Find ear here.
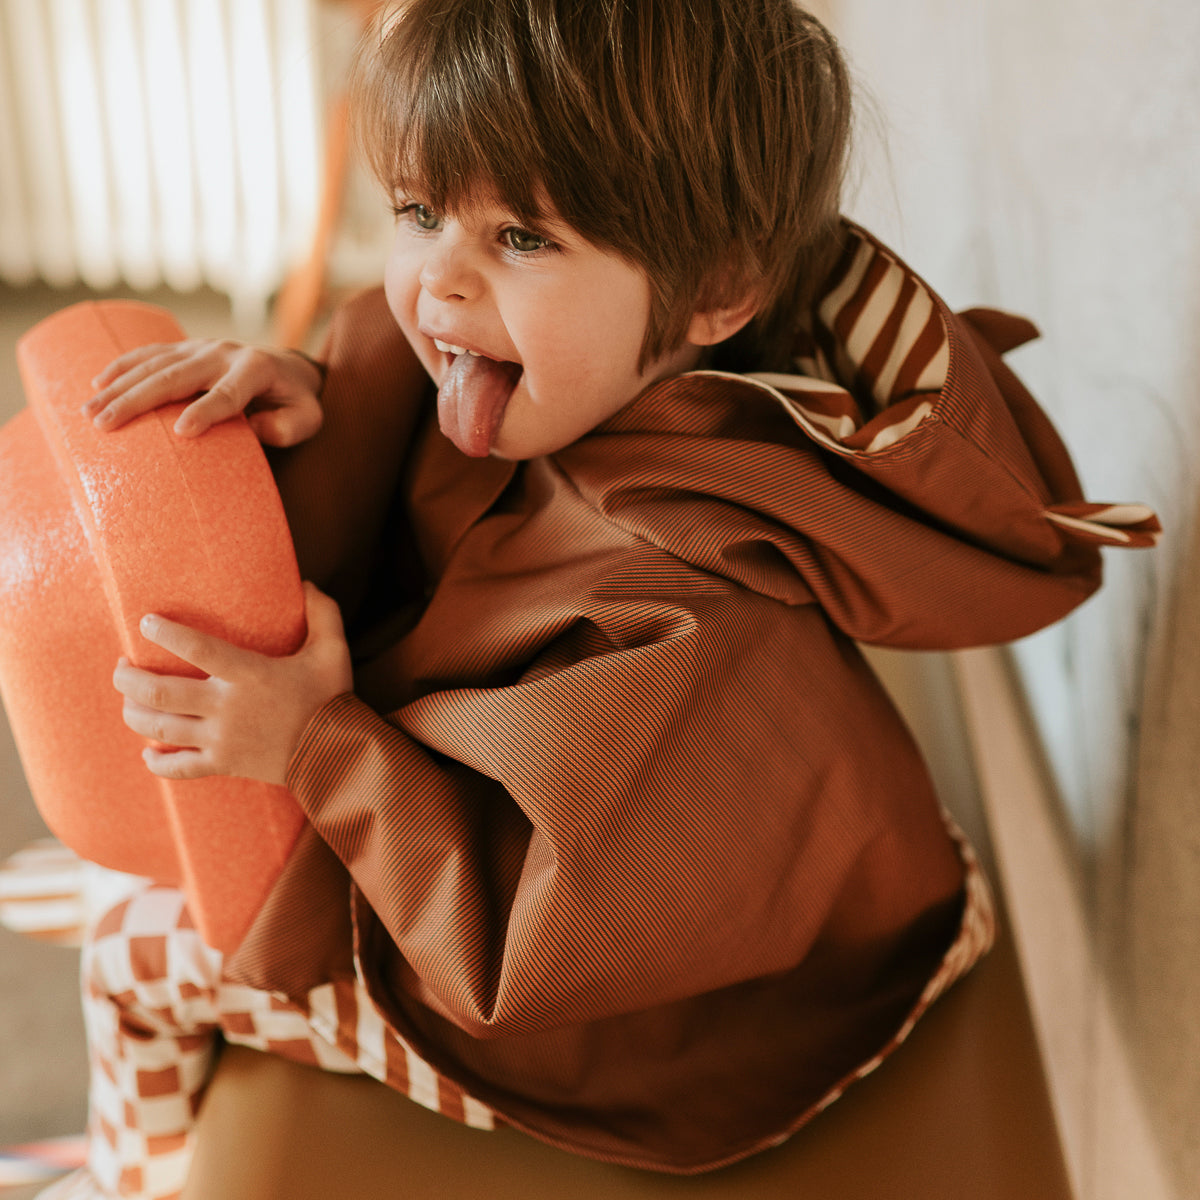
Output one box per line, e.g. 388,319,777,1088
685,290,762,347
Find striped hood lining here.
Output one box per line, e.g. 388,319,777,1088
690,223,1159,549
753,223,950,455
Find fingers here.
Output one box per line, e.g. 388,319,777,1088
301,581,347,645
299,583,355,697
89,342,180,391
121,699,203,750
85,341,227,432
136,613,242,678
173,359,262,436
113,656,211,716
85,339,325,444
115,655,222,780
139,746,213,781
117,593,349,785
85,339,265,435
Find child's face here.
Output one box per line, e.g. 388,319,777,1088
384,189,704,459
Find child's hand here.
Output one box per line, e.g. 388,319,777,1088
85,339,324,447
113,583,352,786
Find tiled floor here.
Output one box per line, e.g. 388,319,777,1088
0,282,250,1155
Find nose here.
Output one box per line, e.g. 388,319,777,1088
418,236,482,303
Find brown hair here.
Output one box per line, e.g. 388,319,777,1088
352,0,852,369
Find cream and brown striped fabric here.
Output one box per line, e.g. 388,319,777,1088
0,839,87,946
0,838,147,947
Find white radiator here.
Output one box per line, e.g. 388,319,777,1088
0,0,325,322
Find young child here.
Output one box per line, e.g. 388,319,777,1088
41,0,1156,1195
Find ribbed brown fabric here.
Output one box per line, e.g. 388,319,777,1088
225,222,1156,1173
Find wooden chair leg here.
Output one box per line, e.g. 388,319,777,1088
271,92,351,351
271,0,386,349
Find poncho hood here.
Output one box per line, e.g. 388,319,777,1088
553,220,1158,647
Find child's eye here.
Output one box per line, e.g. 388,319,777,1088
413,204,442,230
394,202,442,231
504,227,553,254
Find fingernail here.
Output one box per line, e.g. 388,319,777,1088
93,409,113,427
141,614,157,633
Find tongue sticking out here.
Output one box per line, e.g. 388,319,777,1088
437,353,523,457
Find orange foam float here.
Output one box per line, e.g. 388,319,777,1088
0,301,308,953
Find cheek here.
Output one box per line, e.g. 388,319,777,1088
383,253,440,381
612,300,655,372
383,228,428,317
571,278,654,382
382,253,410,327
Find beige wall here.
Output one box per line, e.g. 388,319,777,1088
1130,516,1200,1200
825,1,1200,1197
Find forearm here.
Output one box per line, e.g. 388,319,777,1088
284,692,532,1032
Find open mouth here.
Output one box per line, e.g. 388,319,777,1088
433,337,479,358
433,339,524,457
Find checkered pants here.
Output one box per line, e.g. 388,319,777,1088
50,881,494,1200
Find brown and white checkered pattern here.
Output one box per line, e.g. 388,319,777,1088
68,882,493,1200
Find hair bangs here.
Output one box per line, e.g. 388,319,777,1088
353,1,550,229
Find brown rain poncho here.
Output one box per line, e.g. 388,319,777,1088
227,222,1157,1172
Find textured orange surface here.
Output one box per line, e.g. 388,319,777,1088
0,301,308,952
